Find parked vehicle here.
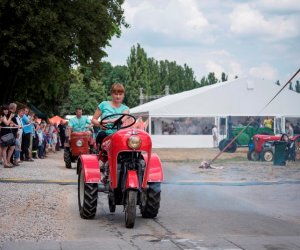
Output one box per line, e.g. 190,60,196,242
77,114,163,228
248,134,299,162
219,117,274,153
64,131,96,168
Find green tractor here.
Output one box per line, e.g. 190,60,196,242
219,117,274,153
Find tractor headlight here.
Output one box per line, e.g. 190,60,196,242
127,135,141,149
76,139,83,147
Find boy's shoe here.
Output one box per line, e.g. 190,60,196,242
13,160,20,166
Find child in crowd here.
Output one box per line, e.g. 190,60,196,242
37,124,44,159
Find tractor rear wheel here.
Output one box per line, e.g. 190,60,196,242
78,168,98,219
140,182,161,218
247,149,260,161
218,139,226,151
222,139,237,153
64,148,72,169
262,149,273,162
125,190,137,228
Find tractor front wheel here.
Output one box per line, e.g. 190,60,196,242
125,190,137,228
78,168,98,219
140,182,161,218
64,148,72,169
262,149,273,162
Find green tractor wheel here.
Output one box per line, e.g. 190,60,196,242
218,139,227,151
219,139,237,153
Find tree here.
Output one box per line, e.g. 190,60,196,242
99,61,127,96
125,44,200,106
207,72,218,85
221,72,228,82
275,80,280,86
295,80,300,93
0,0,127,113
60,69,107,116
289,82,294,91
125,44,149,107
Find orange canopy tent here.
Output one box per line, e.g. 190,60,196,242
49,115,66,125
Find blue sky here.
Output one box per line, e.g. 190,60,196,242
105,0,300,83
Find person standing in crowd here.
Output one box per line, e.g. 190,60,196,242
51,125,58,153
36,123,45,159
58,120,66,149
263,117,273,129
212,124,218,148
21,107,34,161
12,108,24,165
0,110,3,165
28,112,36,159
286,122,294,137
0,104,17,168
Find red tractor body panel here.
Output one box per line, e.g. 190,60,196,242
102,129,153,189
125,170,139,189
79,154,101,183
141,153,163,188
70,132,90,156
253,134,281,153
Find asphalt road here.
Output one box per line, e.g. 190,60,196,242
1,152,300,250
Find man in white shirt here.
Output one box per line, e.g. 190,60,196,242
212,125,218,148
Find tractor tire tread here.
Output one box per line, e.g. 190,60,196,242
64,149,72,169
79,181,98,219
141,183,161,218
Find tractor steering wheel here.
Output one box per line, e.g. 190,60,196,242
100,113,136,130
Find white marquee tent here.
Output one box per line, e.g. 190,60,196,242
130,77,300,148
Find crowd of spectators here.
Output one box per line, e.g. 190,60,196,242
0,103,64,168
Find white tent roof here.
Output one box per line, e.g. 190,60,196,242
130,77,300,117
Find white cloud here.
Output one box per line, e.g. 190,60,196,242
123,0,212,44
229,4,299,40
249,64,278,80
106,0,299,84
205,61,225,79
254,0,300,12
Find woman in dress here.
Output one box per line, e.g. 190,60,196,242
0,105,17,168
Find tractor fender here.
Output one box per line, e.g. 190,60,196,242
77,154,101,183
125,170,139,189
142,153,163,188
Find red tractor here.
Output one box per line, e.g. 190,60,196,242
247,134,299,162
77,114,163,228
64,130,97,168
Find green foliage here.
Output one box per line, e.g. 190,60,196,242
60,69,107,116
125,44,199,107
289,82,293,90
221,72,228,82
199,72,220,86
0,0,127,113
295,80,300,93
99,61,127,94
275,80,280,86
